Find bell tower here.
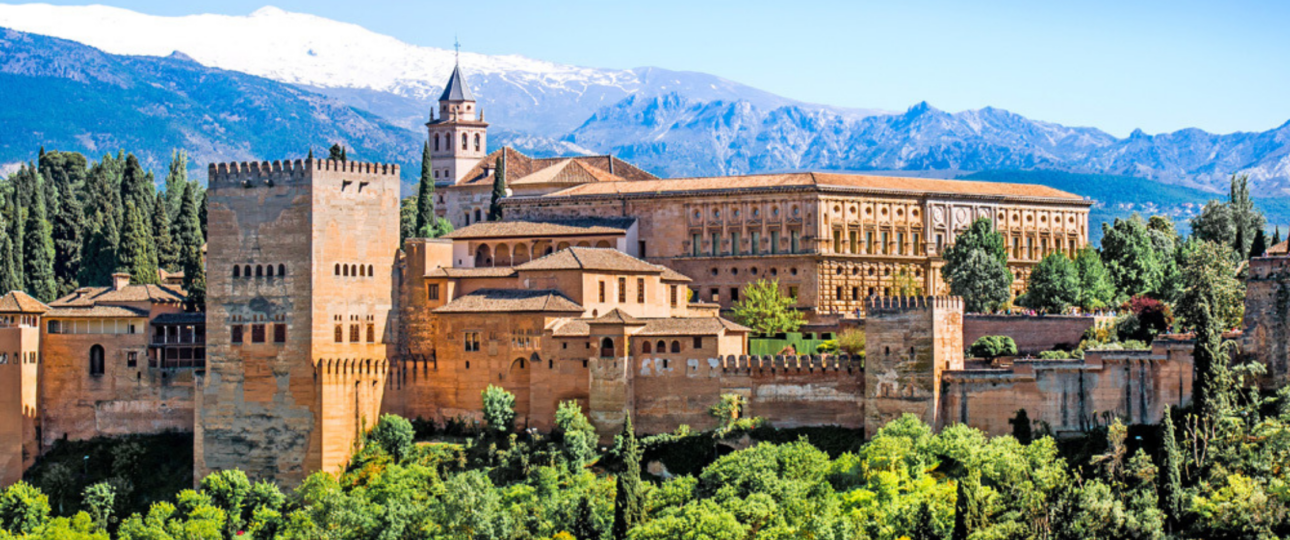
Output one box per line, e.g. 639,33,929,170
426,45,488,184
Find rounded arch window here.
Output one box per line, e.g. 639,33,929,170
1026,215,1033,223
731,268,739,276
233,266,241,278
657,340,667,353
255,265,263,278
89,345,105,376
711,268,719,276
750,267,759,275
1040,215,1048,223
642,341,652,354
770,268,778,276
461,133,468,150
334,264,340,276
912,209,920,218
694,210,701,220
278,264,286,276
244,265,251,277
368,265,374,276
790,268,798,276
474,133,481,151
433,134,440,152
266,265,274,278
753,208,760,218
670,341,681,353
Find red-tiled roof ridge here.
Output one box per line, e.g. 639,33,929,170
0,291,50,314
589,308,642,325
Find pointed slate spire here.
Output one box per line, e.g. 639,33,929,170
439,64,475,102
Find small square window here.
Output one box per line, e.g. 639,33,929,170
127,352,138,368
251,324,266,343
231,325,244,344
274,324,287,343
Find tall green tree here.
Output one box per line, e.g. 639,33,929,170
328,144,347,161
1191,200,1235,248
21,171,57,302
1019,252,1078,313
612,414,644,540
489,155,506,221
482,385,516,433
1158,408,1183,528
78,208,119,288
1273,226,1282,247
399,196,417,244
1174,240,1244,332
1073,247,1115,311
162,150,188,222
1100,215,1162,300
199,189,208,241
941,218,1013,313
118,200,158,285
1228,174,1265,257
730,279,805,335
47,161,85,296
152,192,179,272
176,182,206,310
0,212,19,294
951,472,986,540
415,141,439,237
1249,227,1268,258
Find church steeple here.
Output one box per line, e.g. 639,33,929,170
426,46,487,185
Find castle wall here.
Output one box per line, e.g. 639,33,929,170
940,340,1194,436
1244,256,1290,386
40,325,194,447
0,326,39,487
200,159,397,487
963,315,1098,354
863,296,964,438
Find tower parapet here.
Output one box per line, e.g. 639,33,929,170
864,295,965,438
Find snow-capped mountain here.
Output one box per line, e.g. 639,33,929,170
0,3,883,136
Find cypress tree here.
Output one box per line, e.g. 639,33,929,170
611,415,643,540
951,472,986,540
120,154,153,231
340,146,347,161
415,141,437,237
488,155,506,222
41,151,88,296
79,210,119,287
329,144,344,161
1250,228,1268,258
153,192,179,272
119,200,158,285
22,174,57,302
199,189,208,241
306,148,313,160
1273,226,1282,247
1159,408,1183,528
1009,409,1033,444
163,150,188,222
176,182,206,310
0,212,19,294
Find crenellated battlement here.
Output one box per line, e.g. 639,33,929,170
207,159,401,185
630,354,862,377
867,295,964,313
314,358,390,379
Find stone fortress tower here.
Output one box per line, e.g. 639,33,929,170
196,159,399,487
426,62,488,184
863,296,965,438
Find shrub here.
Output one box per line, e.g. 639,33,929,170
482,385,516,433
969,335,1018,358
836,329,866,357
369,414,416,462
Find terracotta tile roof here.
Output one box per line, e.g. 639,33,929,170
589,308,642,325
45,305,150,318
455,147,656,187
538,172,1087,202
550,316,750,337
442,217,635,240
0,291,49,313
433,289,584,314
425,267,518,278
636,317,751,336
515,247,666,274
511,159,630,186
51,284,187,307
1268,240,1289,255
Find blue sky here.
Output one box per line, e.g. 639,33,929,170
31,0,1290,137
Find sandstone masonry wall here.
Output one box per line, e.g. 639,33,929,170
963,315,1098,354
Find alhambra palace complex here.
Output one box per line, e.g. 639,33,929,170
3,65,1290,488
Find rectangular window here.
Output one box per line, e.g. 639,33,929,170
770,231,780,254
852,287,860,300
913,233,922,255
832,230,842,253
897,232,906,255
750,232,760,255
936,234,944,252
670,285,678,307
710,288,719,302
882,232,890,255
252,324,266,343
637,278,645,303
47,320,60,334
599,281,606,303
866,231,874,254
618,277,627,303
1013,237,1020,258
464,332,480,352
127,352,138,368
729,287,740,302
732,231,741,256
232,325,244,344
367,324,375,343
334,324,343,343
692,234,701,256
711,233,720,256
350,324,360,343
427,284,440,301
693,337,703,349
849,231,858,254
788,286,799,300
274,323,287,343
639,240,647,257
790,231,800,253
1027,238,1034,259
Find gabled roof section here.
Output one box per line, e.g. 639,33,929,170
425,267,518,279
514,247,665,274
442,217,635,240
589,308,642,325
438,64,475,102
50,284,186,307
0,291,49,314
45,305,151,319
1268,240,1289,256
454,147,657,187
511,159,629,186
539,172,1088,202
433,289,584,314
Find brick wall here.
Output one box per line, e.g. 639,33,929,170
963,315,1097,355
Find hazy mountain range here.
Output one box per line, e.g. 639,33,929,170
1,3,1289,230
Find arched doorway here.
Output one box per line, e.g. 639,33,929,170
513,244,530,264
495,244,511,266
600,337,615,358
474,244,492,267
505,356,532,428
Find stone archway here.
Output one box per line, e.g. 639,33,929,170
474,244,492,267
513,243,530,264
495,244,511,266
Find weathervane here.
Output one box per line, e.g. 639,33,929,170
454,35,460,65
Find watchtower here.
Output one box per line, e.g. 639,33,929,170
197,158,399,487
426,63,488,183
863,296,964,438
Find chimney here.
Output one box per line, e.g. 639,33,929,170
111,272,131,291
